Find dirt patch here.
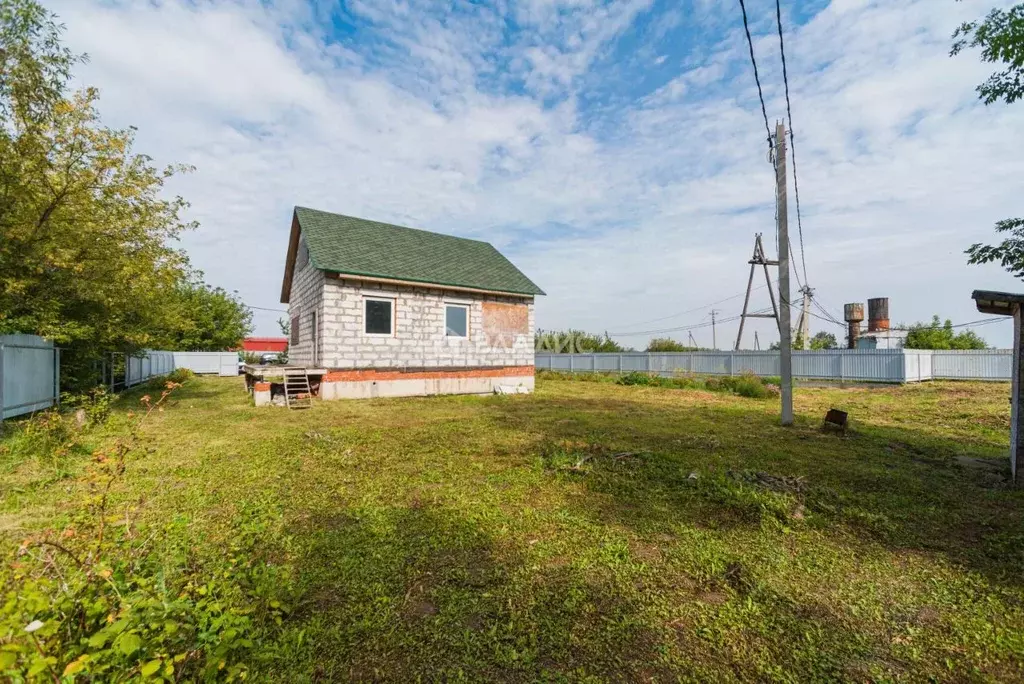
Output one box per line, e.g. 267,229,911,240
407,599,438,618
695,590,729,605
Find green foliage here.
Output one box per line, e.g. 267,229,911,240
241,351,264,365
966,217,1024,279
164,278,252,352
953,4,1024,277
0,1,242,389
645,337,703,352
905,316,988,350
276,317,290,365
535,329,627,353
809,331,838,350
615,371,775,398
0,376,294,681
951,4,1024,106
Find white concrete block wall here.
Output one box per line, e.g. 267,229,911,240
318,277,535,369
286,236,325,366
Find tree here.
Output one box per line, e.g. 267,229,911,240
535,329,629,353
905,316,988,350
953,4,1024,276
163,277,252,351
809,331,838,350
0,0,204,387
646,337,702,352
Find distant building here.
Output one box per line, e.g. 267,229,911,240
855,329,908,350
243,337,289,353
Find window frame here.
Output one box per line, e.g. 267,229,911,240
363,296,395,337
444,302,470,339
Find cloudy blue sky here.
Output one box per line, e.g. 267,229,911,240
50,0,1024,347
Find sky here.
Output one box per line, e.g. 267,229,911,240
48,0,1024,348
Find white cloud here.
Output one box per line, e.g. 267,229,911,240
47,0,1024,348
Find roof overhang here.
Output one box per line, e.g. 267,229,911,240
325,272,536,299
971,289,1024,316
280,211,301,304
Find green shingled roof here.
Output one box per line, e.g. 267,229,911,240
294,207,545,296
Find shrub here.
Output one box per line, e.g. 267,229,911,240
617,371,661,387
722,373,771,399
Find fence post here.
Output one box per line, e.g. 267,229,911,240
569,355,574,373
0,344,5,421
53,348,60,407
124,357,130,390
839,352,845,382
729,352,734,376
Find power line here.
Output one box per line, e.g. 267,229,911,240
609,307,774,337
613,283,771,329
774,0,809,288
738,0,773,156
246,305,289,313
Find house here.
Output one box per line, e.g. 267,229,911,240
279,207,544,399
242,337,289,353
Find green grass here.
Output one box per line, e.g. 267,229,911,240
3,375,1024,681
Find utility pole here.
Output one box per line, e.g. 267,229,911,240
776,121,794,426
734,233,782,350
796,286,813,349
688,331,698,349
754,330,760,350
709,309,721,350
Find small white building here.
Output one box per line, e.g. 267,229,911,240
855,329,909,350
280,207,544,399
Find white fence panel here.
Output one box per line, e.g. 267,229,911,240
534,349,1011,383
1,335,58,419
172,352,238,377
929,350,1011,380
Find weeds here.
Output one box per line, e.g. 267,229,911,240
614,370,777,398
0,375,293,681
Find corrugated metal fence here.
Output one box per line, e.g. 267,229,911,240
2,347,238,421
535,349,1013,383
1,335,59,420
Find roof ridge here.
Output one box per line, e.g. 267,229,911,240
294,206,496,248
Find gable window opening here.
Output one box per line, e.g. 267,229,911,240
365,297,394,335
445,304,469,338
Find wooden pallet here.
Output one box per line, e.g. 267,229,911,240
284,370,313,410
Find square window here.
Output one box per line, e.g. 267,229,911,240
445,304,468,338
365,298,393,335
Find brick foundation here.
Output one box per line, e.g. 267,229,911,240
322,365,534,383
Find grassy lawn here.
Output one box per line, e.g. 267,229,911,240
3,374,1024,681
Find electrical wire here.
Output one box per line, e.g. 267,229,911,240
609,307,775,338
738,0,774,156
246,305,289,313
612,283,772,329
774,0,809,289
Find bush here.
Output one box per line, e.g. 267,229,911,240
718,373,771,399
617,371,661,386
143,368,194,391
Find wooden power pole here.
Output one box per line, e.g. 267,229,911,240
710,309,720,350
776,121,794,426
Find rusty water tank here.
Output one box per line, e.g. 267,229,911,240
844,303,864,349
868,297,890,332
